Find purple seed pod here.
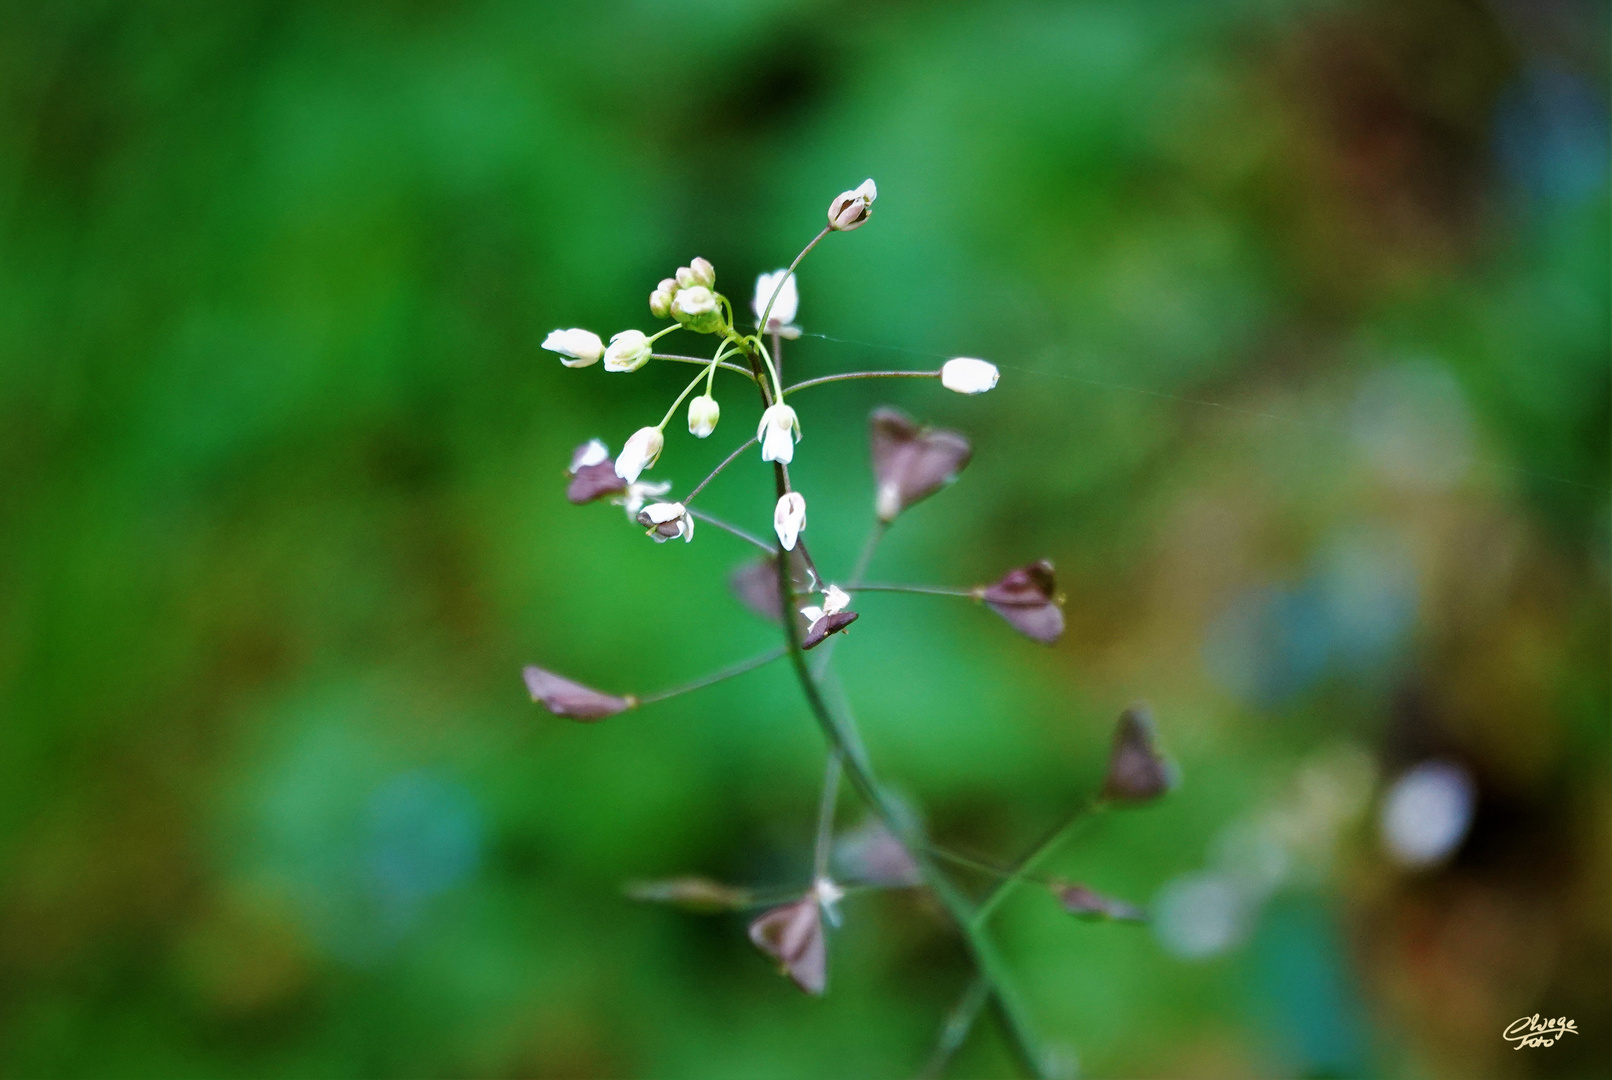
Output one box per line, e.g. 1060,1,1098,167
802,610,858,650
981,560,1065,644
870,408,973,522
729,551,818,623
1101,703,1174,803
567,462,628,505
1054,882,1147,922
748,895,826,996
625,877,751,912
834,820,922,888
522,665,633,721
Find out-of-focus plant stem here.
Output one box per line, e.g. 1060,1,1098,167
738,337,1046,1078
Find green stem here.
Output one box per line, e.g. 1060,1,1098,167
971,799,1108,930
759,500,1043,1075
757,225,830,335
852,583,981,599
651,353,756,381
685,508,774,553
633,646,788,707
682,437,758,507
783,369,941,396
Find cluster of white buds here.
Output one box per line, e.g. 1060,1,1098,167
650,257,716,318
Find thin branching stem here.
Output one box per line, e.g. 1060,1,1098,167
853,582,981,599
633,646,788,707
683,436,758,506
971,799,1109,930
652,352,756,380
812,749,842,883
686,508,775,553
921,975,990,1080
783,369,940,396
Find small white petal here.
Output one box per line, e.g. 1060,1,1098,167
543,328,605,367
821,585,850,616
569,438,609,472
941,357,999,394
799,605,825,624
773,492,807,551
752,270,799,328
758,403,801,464
615,427,664,483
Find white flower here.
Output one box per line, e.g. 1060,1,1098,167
638,501,695,543
687,394,720,438
752,269,800,338
671,285,715,317
671,284,722,333
827,178,877,231
604,330,653,373
940,357,999,394
543,328,605,368
612,478,671,517
773,491,807,551
615,426,664,483
757,402,801,464
799,584,850,625
568,438,609,472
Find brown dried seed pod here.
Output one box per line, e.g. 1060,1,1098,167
834,820,922,887
802,610,858,650
1101,703,1174,803
748,896,826,995
1054,882,1147,922
522,666,633,721
981,559,1065,644
869,408,972,522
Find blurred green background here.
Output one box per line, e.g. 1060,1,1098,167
1,0,1607,1076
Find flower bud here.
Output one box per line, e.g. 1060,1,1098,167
757,402,801,464
603,329,653,373
542,328,605,368
748,895,826,995
636,501,694,543
980,559,1064,643
1102,703,1175,804
869,408,972,522
940,357,999,394
687,256,715,288
773,491,806,551
827,178,877,231
614,426,664,483
649,287,672,319
671,285,722,333
523,665,633,720
687,394,720,438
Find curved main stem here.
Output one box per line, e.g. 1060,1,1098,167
740,340,1042,1077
